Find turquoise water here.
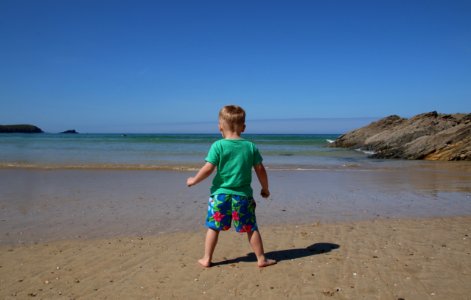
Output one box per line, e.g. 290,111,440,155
0,133,374,170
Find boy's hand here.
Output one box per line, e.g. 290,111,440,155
261,189,270,198
187,177,195,187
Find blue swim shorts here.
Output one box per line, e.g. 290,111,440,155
205,194,258,232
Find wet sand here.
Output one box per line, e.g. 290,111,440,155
0,166,470,298
0,167,470,245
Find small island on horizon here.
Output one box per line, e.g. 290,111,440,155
60,129,79,134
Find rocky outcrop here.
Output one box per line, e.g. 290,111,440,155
61,129,78,134
0,124,43,133
331,111,471,161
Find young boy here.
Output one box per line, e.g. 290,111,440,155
187,105,276,268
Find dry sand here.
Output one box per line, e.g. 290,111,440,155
1,216,470,299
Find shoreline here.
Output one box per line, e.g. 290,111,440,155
1,167,470,245
1,216,470,299
2,157,471,171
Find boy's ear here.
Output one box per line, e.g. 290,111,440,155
241,124,246,132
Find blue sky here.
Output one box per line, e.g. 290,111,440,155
1,0,470,133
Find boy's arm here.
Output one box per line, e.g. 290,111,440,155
254,163,270,198
187,162,216,187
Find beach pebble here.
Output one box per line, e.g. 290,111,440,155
353,272,357,276
44,280,49,284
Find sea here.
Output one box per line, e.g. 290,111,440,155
0,133,376,170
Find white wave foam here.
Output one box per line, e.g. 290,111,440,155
355,148,376,155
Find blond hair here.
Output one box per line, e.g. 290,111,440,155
219,105,246,132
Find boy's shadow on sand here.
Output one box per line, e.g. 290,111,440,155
213,243,340,266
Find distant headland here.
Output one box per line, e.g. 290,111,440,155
0,124,43,133
0,125,80,134
331,111,471,161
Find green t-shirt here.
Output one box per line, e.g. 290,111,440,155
205,138,263,197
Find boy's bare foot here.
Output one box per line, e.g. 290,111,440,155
258,258,277,268
198,258,212,268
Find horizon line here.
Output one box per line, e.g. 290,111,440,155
33,131,345,135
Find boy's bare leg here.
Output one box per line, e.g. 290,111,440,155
198,228,219,267
247,230,277,267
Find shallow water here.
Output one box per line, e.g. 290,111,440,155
1,165,470,245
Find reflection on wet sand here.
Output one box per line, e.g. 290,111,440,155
0,163,470,245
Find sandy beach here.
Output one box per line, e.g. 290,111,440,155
1,217,470,299
1,166,470,299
